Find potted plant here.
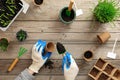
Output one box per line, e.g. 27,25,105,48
59,0,76,24
93,0,120,23
33,0,43,6
0,0,23,31
16,29,28,42
0,38,9,51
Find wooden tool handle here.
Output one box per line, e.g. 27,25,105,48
68,0,74,11
7,58,19,72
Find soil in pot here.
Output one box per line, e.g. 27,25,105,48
84,51,93,59
95,58,106,69
98,73,109,80
90,67,100,77
34,0,43,5
104,64,114,74
113,70,120,79
61,7,75,22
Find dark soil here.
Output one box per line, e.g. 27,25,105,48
56,42,66,54
44,59,54,69
0,0,22,27
61,7,75,22
113,70,120,79
34,0,43,5
95,58,106,69
98,73,109,80
90,67,100,77
104,64,114,74
84,51,93,59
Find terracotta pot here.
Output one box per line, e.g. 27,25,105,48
83,50,93,62
97,32,111,44
45,42,55,52
33,0,43,6
59,7,76,24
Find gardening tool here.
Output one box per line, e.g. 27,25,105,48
74,0,83,16
56,42,66,57
107,38,118,59
66,0,74,16
7,47,27,72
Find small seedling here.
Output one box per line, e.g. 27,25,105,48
7,47,27,72
66,0,74,16
16,29,28,42
0,38,9,51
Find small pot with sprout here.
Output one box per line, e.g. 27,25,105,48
16,29,28,42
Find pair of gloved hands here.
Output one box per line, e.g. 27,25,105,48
29,40,79,80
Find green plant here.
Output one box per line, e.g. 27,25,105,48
93,0,120,23
0,38,9,51
16,29,27,42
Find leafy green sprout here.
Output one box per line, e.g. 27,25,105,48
0,38,9,51
16,29,27,41
6,0,15,5
93,0,120,23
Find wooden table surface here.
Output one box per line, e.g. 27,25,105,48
0,0,120,80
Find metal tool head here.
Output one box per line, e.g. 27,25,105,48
76,9,83,16
107,52,116,59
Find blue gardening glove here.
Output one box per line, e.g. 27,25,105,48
62,52,79,80
29,40,52,73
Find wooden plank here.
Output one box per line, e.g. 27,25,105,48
16,0,97,20
0,42,120,59
0,75,89,80
0,60,120,75
50,75,90,80
3,21,120,33
0,32,119,42
0,75,50,80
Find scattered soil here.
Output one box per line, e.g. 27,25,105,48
90,67,100,77
56,42,66,54
44,59,54,69
84,51,93,59
34,0,43,5
104,64,114,74
61,7,75,22
113,70,120,79
95,59,106,69
98,73,109,80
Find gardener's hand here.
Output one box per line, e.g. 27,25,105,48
62,52,79,80
29,40,52,73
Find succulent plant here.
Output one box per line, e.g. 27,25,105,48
93,0,120,23
0,38,9,51
16,29,27,42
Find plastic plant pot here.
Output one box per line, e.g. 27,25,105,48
59,7,76,24
33,0,43,6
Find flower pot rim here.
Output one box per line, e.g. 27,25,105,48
59,7,76,24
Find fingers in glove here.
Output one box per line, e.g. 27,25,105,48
42,52,52,60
